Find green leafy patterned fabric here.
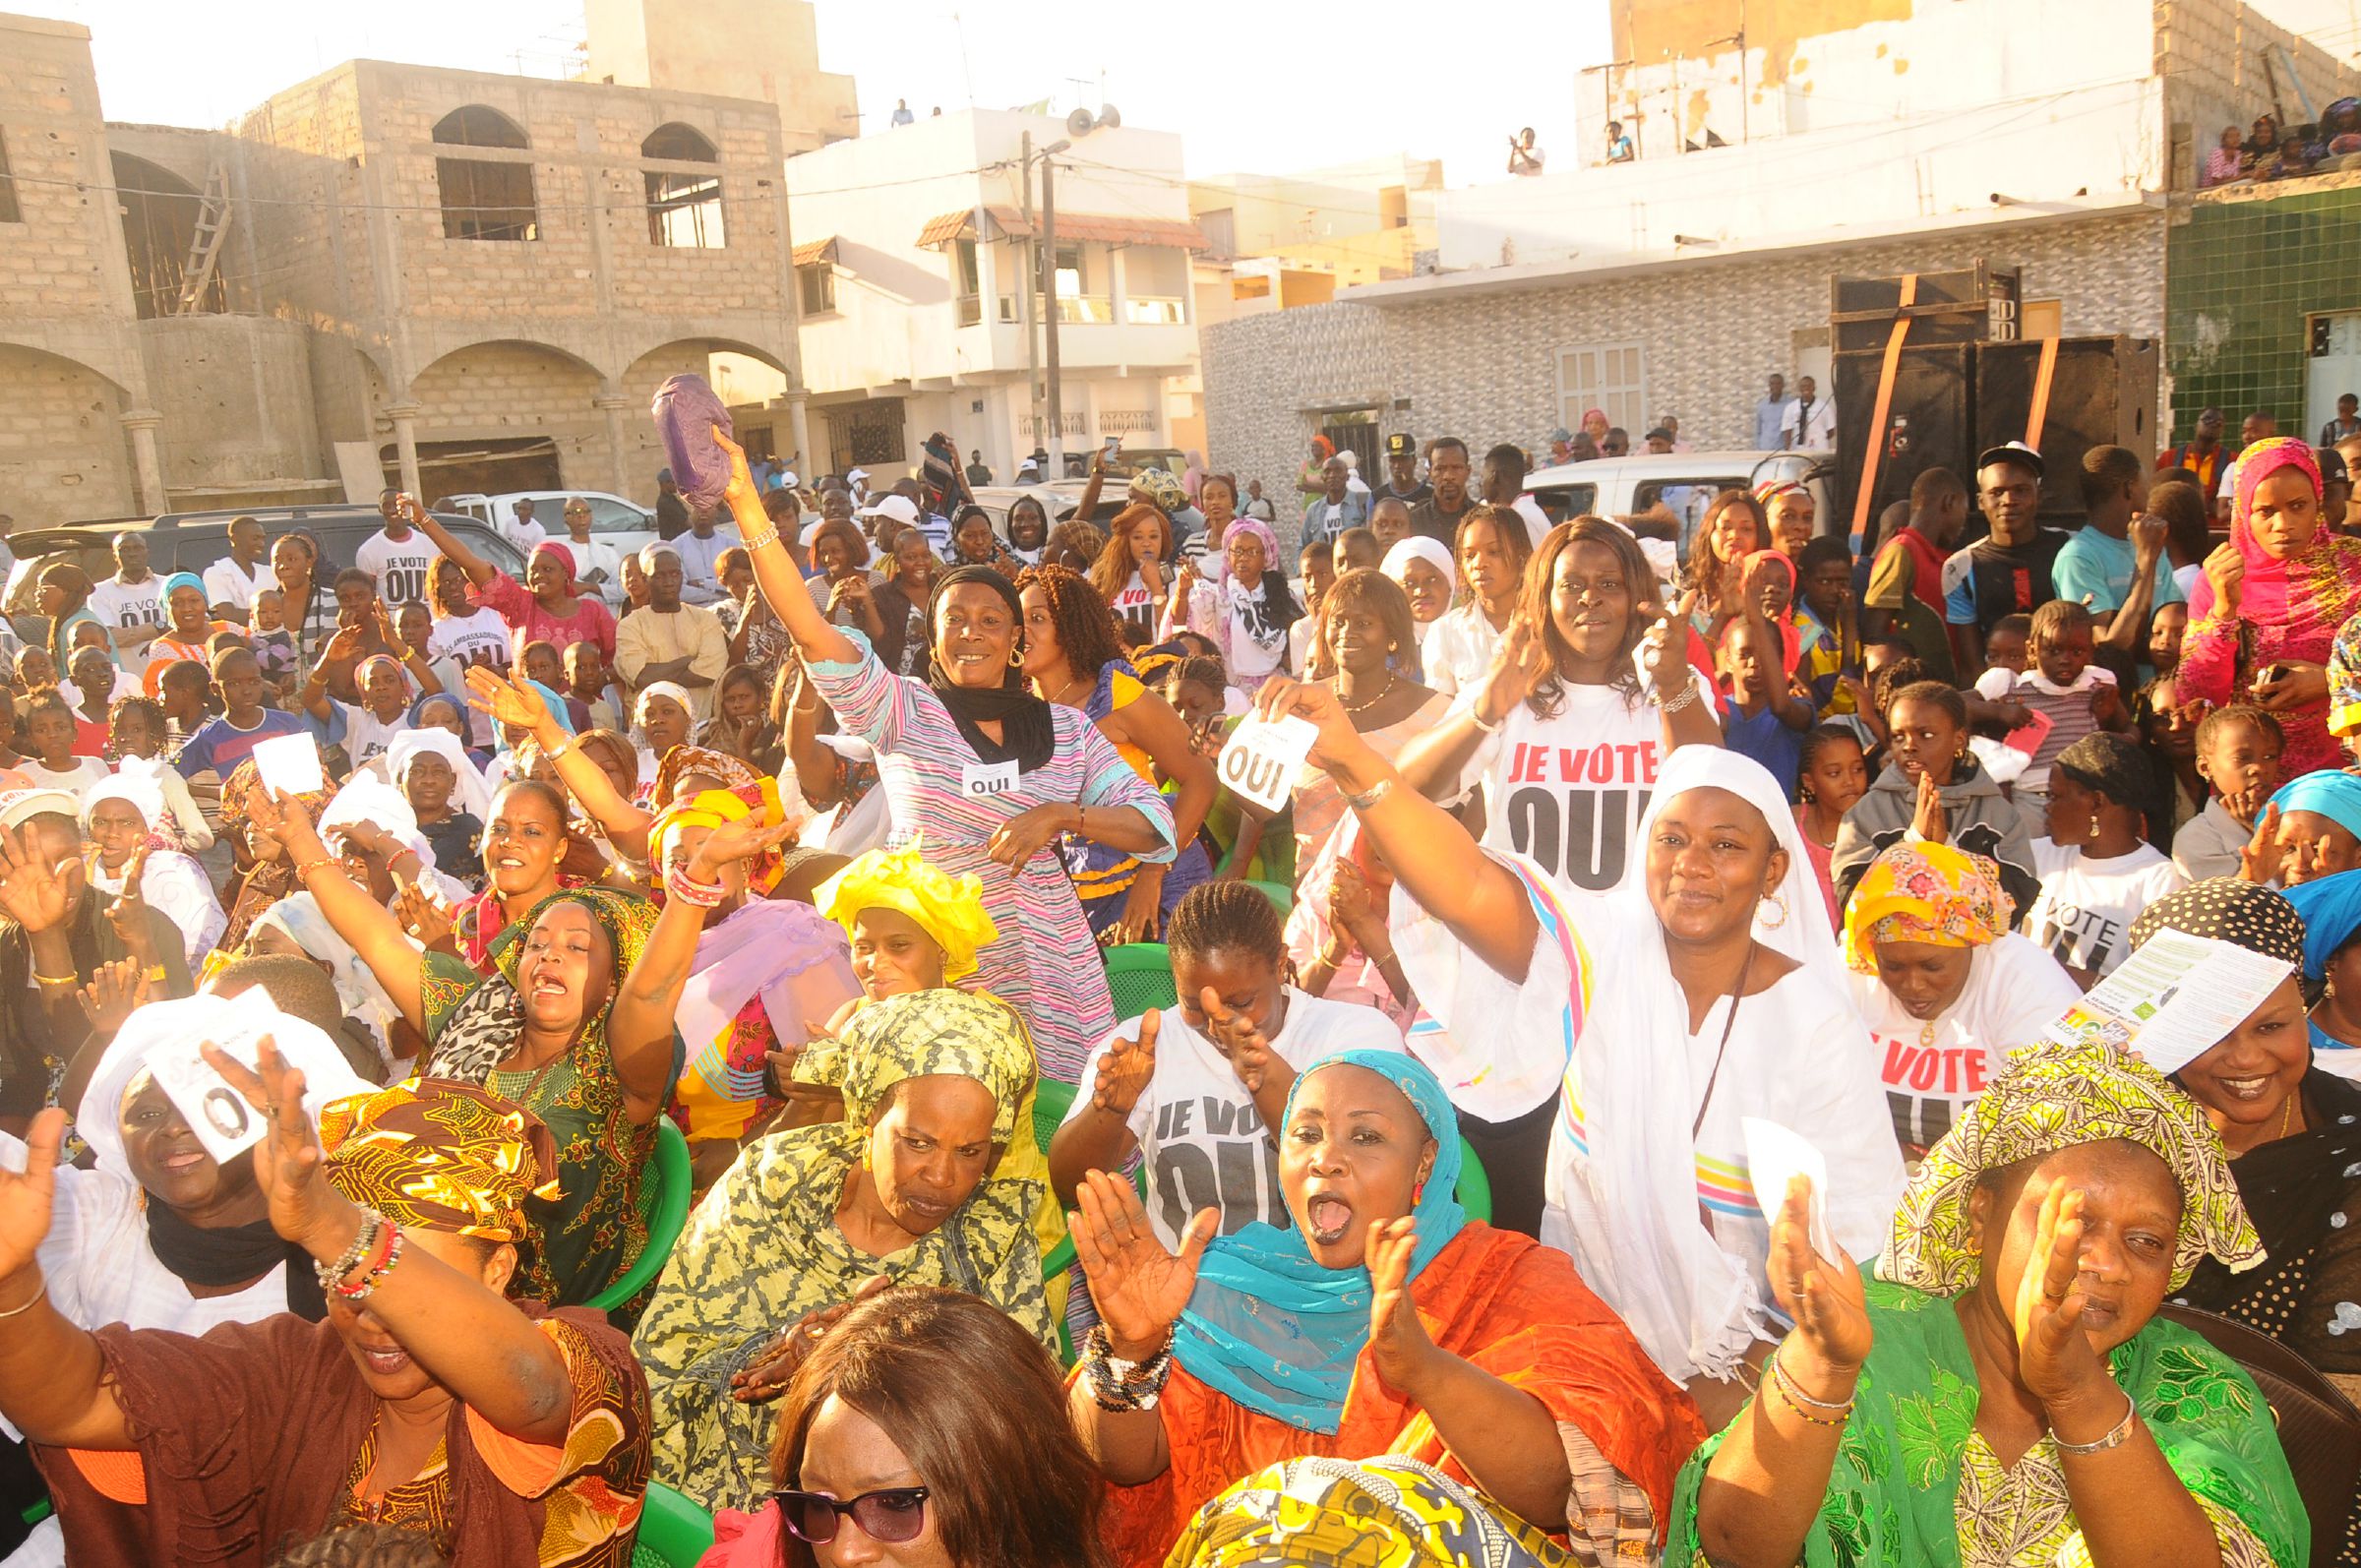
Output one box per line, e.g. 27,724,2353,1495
1664,1281,2307,1568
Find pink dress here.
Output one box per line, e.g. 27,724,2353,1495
1795,805,1841,927
478,573,619,665
1290,692,1450,871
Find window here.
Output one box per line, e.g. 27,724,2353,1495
1555,341,1647,438
1122,246,1187,326
954,238,982,327
1054,243,1113,324
0,130,19,224
433,105,535,241
641,122,724,249
798,262,836,315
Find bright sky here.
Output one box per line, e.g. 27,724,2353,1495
52,0,1614,184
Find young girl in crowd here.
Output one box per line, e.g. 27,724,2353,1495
1166,516,1302,707
1423,505,1531,698
1793,723,1869,925
2020,732,2188,985
17,693,108,792
1830,680,2041,919
2172,704,2285,879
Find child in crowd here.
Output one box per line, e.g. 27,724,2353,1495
65,644,121,756
12,646,55,694
1981,613,2030,678
1290,537,1335,677
1331,526,1381,575
17,691,110,790
1717,602,1813,798
171,645,341,787
155,658,215,747
2148,600,2188,677
1791,536,1860,717
566,639,623,732
2171,704,2285,880
521,640,593,733
1831,679,2042,919
1974,599,2132,838
2021,732,2187,985
1794,723,1870,925
247,586,295,687
1049,879,1400,1245
105,693,212,849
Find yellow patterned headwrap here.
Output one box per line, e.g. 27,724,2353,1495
1840,841,2014,974
649,780,794,895
794,988,1037,1154
319,1077,563,1243
1878,1041,2264,1294
814,837,999,984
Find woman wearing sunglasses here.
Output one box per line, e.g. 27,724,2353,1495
699,1286,1111,1568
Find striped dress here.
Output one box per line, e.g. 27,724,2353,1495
808,633,1178,1082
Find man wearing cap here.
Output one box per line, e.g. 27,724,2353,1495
1940,443,2071,666
1300,454,1368,544
2055,445,2181,654
1752,374,1787,451
655,467,690,541
1643,427,1675,454
614,541,727,719
863,492,935,558
1408,437,1478,547
1375,433,1431,510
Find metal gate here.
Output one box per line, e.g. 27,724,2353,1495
824,398,908,476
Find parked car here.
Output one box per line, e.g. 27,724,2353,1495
1522,450,1837,567
966,483,1128,540
2,505,526,650
441,490,657,606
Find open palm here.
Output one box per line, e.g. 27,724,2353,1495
0,826,73,934
0,1110,66,1278
463,666,553,732
1069,1169,1213,1354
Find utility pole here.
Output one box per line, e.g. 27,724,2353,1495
1042,151,1064,478
1019,131,1042,469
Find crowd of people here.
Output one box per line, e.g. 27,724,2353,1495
0,406,2355,1568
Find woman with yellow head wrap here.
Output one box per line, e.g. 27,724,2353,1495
813,838,999,1023
1669,1040,2302,1568
631,987,1052,1514
1838,840,2082,1160
644,784,859,1168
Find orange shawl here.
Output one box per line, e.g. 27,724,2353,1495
1097,1222,1703,1566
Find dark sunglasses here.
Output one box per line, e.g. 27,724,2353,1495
774,1485,930,1545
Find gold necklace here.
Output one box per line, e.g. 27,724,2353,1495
1339,674,1399,714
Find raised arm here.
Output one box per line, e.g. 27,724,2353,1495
1109,688,1218,868
712,429,860,667
401,495,496,589
783,667,843,809
1064,1171,1214,1484
203,1044,575,1443
1253,677,1539,982
244,790,429,1033
2095,515,2166,656
467,668,653,860
0,1112,127,1448
607,813,797,1121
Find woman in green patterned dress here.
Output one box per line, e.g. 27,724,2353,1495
631,987,1054,1515
1672,1040,2306,1568
239,782,793,1308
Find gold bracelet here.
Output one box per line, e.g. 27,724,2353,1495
1317,939,1351,968
30,969,79,989
1363,946,1398,969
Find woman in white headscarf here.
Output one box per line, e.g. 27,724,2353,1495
1252,677,1905,1431
81,763,227,970
246,892,406,1075
386,727,493,892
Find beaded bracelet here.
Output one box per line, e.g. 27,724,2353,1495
333,1221,405,1304
1081,1325,1175,1413
666,863,728,908
1768,1354,1855,1427
315,1208,385,1295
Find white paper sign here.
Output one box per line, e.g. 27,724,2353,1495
141,990,282,1164
2039,928,2293,1074
960,758,1020,799
1216,714,1317,813
1742,1116,1837,1262
250,732,325,798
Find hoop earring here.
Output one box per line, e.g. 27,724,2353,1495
1007,645,1024,668
1759,890,1790,930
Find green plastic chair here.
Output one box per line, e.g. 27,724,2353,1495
587,1118,694,1314
1244,878,1296,919
1454,1134,1492,1223
1034,1074,1076,1156
1102,940,1180,1017
629,1480,715,1568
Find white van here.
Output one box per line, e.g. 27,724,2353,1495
441,490,658,604
1521,450,1836,567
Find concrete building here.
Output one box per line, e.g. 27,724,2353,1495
583,0,857,153
0,9,817,528
749,107,1207,483
1189,155,1444,326
1201,0,2357,530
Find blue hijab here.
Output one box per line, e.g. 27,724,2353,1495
1173,1047,1465,1434
2268,770,2361,842
2274,870,2361,1065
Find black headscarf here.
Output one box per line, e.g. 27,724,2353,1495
926,566,1057,771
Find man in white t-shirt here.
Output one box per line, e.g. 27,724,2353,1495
1049,988,1401,1252
87,532,169,654
555,497,622,599
201,514,276,626
353,490,443,609
1781,376,1836,452
424,566,513,747
504,497,547,553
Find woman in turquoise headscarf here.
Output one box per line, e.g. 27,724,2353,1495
1067,1048,1702,1568
1670,1040,2305,1568
2258,767,2361,885
2281,866,2361,1075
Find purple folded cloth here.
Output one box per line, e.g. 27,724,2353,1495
651,373,734,511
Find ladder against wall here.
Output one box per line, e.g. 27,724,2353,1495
173,160,229,317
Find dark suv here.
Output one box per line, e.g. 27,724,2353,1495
3,505,525,647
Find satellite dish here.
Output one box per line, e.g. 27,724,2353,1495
1098,103,1121,130
1066,107,1097,137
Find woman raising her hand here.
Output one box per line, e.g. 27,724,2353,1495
1675,1042,2304,1568
1068,1048,1699,1566
715,425,1176,1083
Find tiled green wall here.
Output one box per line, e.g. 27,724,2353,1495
2164,186,2361,444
